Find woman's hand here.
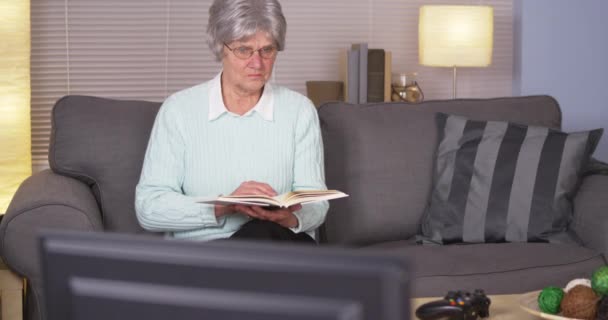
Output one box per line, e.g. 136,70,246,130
215,181,276,218
234,204,302,229
214,204,235,218
230,181,277,197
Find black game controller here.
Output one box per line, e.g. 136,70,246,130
415,289,491,320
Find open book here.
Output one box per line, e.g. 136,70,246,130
197,190,348,208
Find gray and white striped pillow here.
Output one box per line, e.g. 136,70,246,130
419,113,603,244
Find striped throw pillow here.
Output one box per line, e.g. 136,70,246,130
419,113,603,244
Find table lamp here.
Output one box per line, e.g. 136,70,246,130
419,5,493,99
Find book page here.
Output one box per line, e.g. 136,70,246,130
197,190,347,208
281,190,348,207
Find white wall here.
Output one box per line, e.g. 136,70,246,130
513,0,608,161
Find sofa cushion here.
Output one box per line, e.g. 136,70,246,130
319,96,562,245
419,113,603,244
50,95,161,232
364,241,606,297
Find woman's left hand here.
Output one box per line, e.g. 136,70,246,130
233,204,302,229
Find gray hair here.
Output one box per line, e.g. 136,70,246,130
207,0,287,62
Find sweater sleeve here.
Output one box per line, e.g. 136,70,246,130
135,97,223,232
289,98,329,233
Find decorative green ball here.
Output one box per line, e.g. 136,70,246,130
592,266,608,296
538,286,565,314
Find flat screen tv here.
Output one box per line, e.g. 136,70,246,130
40,230,410,320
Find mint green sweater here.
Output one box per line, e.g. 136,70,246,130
135,75,328,241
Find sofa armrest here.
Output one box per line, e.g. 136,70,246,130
572,172,608,260
0,169,103,282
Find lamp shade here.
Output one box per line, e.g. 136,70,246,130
419,5,493,67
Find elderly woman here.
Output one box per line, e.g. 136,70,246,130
135,0,327,243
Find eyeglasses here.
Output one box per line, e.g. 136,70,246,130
224,43,278,60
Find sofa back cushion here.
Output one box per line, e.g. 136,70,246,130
50,95,161,232
318,95,562,245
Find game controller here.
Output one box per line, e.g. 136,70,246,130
415,289,491,320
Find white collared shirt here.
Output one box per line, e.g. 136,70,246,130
208,72,274,121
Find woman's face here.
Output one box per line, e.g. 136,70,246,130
222,30,277,95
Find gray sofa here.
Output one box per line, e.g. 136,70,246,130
1,95,606,320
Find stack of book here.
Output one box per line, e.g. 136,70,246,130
339,43,392,104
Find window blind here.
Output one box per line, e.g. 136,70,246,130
31,0,513,171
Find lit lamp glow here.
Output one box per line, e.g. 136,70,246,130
0,1,32,213
419,5,494,98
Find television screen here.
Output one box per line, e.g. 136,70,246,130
40,231,410,320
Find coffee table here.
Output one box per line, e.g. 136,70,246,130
411,293,539,320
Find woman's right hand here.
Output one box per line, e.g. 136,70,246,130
214,181,277,218
229,181,277,197
214,204,234,218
